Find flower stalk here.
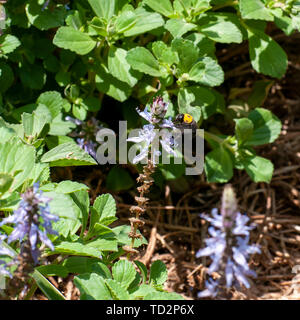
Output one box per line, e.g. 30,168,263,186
0,183,58,299
123,160,155,258
124,96,175,258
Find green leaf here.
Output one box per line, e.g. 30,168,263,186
123,7,164,37
178,86,216,121
171,38,198,73
235,118,254,145
70,189,90,238
53,27,96,55
20,63,46,90
159,161,186,180
0,34,20,55
149,260,167,285
144,0,174,17
0,137,36,192
115,10,137,34
32,270,66,300
0,173,14,196
26,1,67,30
130,283,157,299
126,47,162,77
108,46,141,87
247,26,288,78
55,70,71,87
41,142,97,166
204,147,233,182
128,272,142,293
95,63,132,102
66,10,83,30
239,0,273,21
246,108,281,146
37,91,64,119
21,112,47,139
0,121,16,143
106,166,134,191
113,225,147,248
60,49,77,65
0,62,14,93
91,193,117,228
55,181,89,194
45,191,81,236
165,18,197,38
89,17,108,37
44,55,60,73
62,257,111,278
45,135,74,150
186,33,215,56
89,222,114,237
10,104,37,122
192,0,211,12
52,240,103,258
88,0,115,20
86,234,118,252
33,163,50,184
242,154,273,183
188,57,224,87
112,260,137,290
0,192,20,211
72,103,87,121
198,13,244,43
81,97,102,112
173,0,211,14
74,273,112,300
272,8,294,36
105,278,130,300
134,260,147,283
36,265,68,278
48,114,76,136
152,41,179,65
248,80,274,108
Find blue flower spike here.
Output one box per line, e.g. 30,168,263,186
196,184,261,298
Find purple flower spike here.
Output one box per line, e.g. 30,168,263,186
128,96,177,164
196,185,260,298
0,183,59,264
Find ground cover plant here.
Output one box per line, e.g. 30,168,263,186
0,0,300,300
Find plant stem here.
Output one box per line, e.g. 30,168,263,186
124,159,155,259
204,131,236,154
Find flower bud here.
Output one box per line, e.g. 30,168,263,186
221,184,238,230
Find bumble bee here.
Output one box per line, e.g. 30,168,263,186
174,113,198,133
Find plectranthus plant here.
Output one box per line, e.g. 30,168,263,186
196,184,261,299
124,96,177,256
65,116,102,159
0,183,58,298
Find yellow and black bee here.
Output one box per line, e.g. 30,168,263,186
174,113,198,133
